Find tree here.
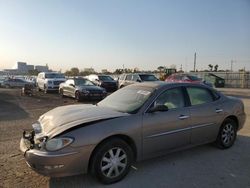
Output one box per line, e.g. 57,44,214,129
208,64,213,71
214,64,218,72
113,69,123,74
28,69,39,75
70,67,80,76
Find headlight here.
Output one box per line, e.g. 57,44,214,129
32,122,42,134
45,137,73,151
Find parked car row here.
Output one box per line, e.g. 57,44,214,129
1,72,213,104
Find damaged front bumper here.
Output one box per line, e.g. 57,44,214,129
20,130,93,177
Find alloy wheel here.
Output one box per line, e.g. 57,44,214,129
221,123,235,145
100,147,127,178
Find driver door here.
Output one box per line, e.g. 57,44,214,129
142,87,191,158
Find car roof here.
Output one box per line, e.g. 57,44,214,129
129,81,211,90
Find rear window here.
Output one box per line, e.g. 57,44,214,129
45,73,65,79
139,74,158,81
99,75,114,81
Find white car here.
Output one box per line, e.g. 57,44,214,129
37,72,66,93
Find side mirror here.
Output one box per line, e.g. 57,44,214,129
136,79,142,82
149,104,168,113
69,83,75,87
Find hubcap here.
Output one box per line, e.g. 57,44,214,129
221,123,235,145
100,147,127,178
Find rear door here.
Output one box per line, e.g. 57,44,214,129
185,86,224,144
143,87,191,158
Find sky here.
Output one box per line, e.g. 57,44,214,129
0,0,249,72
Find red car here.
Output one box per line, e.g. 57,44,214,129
165,73,202,83
165,74,213,87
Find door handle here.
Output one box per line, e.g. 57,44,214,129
179,115,190,120
215,109,223,113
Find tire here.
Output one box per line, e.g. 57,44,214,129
215,118,237,149
44,85,47,94
5,84,10,88
75,91,81,102
91,138,133,184
59,89,65,98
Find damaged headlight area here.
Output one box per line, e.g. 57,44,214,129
23,121,74,152
45,138,74,151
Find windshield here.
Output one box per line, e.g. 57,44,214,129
99,75,114,81
139,74,158,81
75,79,95,86
45,73,65,79
98,86,153,113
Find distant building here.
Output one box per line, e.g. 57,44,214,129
27,65,34,71
17,62,28,73
35,65,49,72
2,62,50,74
3,69,19,74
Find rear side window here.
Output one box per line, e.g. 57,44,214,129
132,74,140,81
125,74,132,80
119,74,126,80
187,87,213,106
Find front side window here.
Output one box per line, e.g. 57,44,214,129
187,87,213,106
155,87,184,109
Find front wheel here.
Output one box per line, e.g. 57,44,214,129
75,91,81,102
215,118,237,149
44,85,48,94
59,89,65,98
5,84,11,88
91,138,133,184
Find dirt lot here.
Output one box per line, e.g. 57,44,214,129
0,88,250,188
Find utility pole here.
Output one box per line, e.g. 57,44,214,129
193,52,196,72
230,60,233,72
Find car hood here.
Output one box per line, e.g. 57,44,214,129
37,104,128,138
45,78,66,81
102,80,117,83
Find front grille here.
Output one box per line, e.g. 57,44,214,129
53,81,64,85
89,90,103,94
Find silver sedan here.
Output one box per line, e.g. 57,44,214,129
20,82,246,184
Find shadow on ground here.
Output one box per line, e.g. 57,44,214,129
49,135,250,188
0,92,29,121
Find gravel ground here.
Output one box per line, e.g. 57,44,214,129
0,88,249,188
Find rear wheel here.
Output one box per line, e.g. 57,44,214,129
215,118,237,149
91,138,133,184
